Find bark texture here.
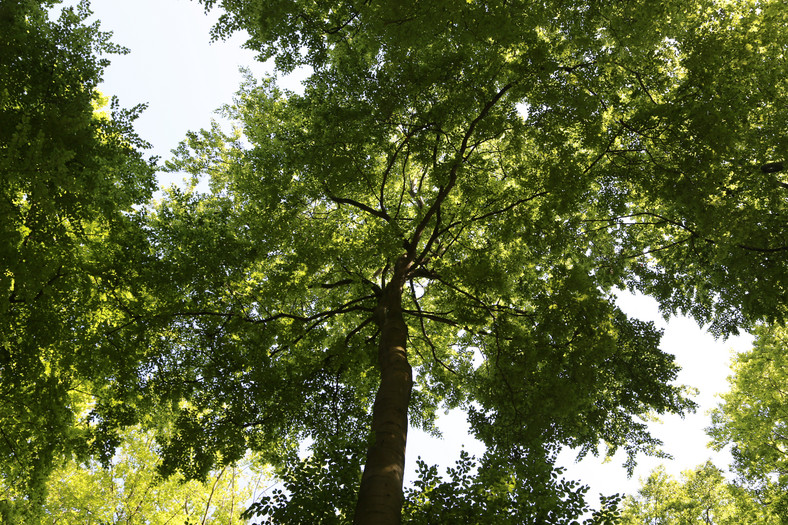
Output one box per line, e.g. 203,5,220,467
353,256,413,525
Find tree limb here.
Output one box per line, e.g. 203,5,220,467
408,83,515,259
326,193,391,221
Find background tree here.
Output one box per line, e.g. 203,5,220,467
42,426,259,524
708,324,788,520
77,0,788,523
620,324,788,524
0,1,155,519
619,461,776,525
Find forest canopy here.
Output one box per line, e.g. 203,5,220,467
1,0,787,523
1,0,155,519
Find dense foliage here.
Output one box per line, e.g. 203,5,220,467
3,0,787,523
136,0,786,522
0,0,155,519
708,324,788,519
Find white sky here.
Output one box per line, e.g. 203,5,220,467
63,0,755,507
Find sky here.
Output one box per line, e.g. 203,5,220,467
62,0,755,506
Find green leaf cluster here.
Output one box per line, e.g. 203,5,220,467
402,449,622,524
242,441,365,524
0,1,155,519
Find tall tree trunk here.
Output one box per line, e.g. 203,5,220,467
353,257,413,525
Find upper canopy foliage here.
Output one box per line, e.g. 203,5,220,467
125,0,786,520
3,0,787,522
0,0,155,519
196,0,788,332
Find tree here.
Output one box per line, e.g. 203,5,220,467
619,461,777,525
708,324,788,519
0,1,155,519
42,426,259,524
620,325,788,524
69,0,788,523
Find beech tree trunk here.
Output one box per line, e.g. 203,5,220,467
353,257,413,525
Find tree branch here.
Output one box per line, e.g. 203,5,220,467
408,83,515,260
409,281,459,376
309,279,354,289
172,294,376,326
326,193,391,221
345,315,375,345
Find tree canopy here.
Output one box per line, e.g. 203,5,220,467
620,324,788,524
3,0,788,523
122,0,787,522
0,0,155,519
708,324,788,518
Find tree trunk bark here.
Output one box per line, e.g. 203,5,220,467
353,257,413,525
